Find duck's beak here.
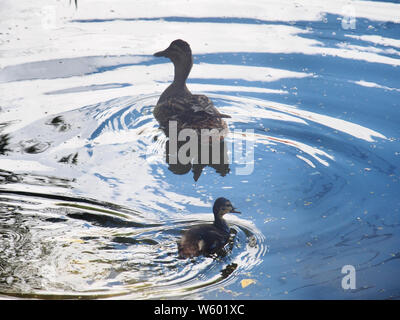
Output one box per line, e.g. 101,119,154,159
230,207,241,214
153,47,170,58
153,50,168,57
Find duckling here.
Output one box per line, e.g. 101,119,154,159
178,197,240,258
153,39,231,137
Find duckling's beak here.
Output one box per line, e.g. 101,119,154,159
230,207,241,214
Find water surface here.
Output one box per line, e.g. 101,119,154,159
0,0,400,299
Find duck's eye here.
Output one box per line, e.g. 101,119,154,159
171,45,183,53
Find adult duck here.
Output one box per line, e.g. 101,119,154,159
153,39,231,137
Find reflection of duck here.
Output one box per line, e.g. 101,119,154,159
153,39,231,136
178,198,240,258
166,138,230,181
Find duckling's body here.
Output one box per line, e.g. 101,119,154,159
153,40,230,135
178,198,240,258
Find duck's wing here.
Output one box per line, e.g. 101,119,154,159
202,229,228,253
190,95,231,119
177,225,207,258
154,94,231,131
178,225,228,258
161,95,230,119
191,225,228,252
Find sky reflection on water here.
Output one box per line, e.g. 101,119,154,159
0,0,400,299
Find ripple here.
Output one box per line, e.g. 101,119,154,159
1,4,400,298
1,85,396,299
0,190,265,299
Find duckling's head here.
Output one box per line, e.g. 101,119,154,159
213,197,240,218
154,39,193,68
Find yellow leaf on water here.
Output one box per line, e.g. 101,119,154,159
61,238,84,244
241,279,256,288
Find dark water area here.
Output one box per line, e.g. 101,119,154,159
0,1,400,299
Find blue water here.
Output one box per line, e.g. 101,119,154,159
0,4,400,299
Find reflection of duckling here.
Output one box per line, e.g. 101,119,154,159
178,198,240,258
153,39,231,136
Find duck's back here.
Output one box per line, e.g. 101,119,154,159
153,94,230,133
178,224,230,258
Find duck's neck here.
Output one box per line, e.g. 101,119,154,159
173,57,192,87
158,60,192,104
214,215,230,234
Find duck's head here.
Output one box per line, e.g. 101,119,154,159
154,39,193,67
213,197,240,218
